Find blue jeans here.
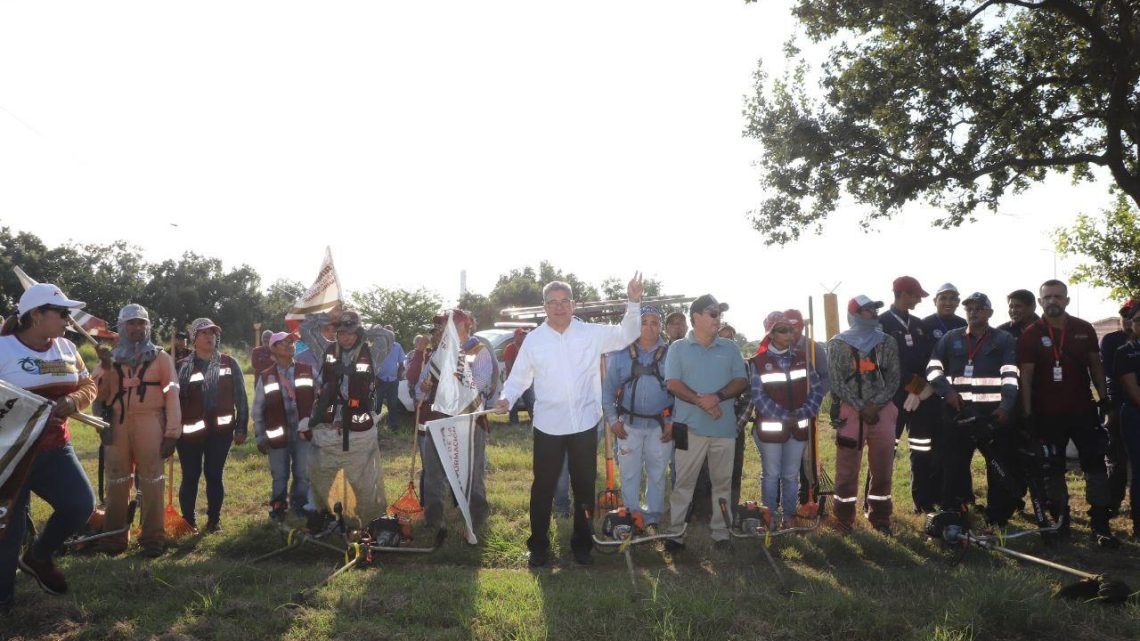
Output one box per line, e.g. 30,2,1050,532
753,432,807,520
0,444,95,603
177,431,234,525
615,425,672,524
269,437,312,512
375,380,401,428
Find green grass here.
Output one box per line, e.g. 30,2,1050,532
8,376,1140,641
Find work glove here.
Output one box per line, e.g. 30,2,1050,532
1097,399,1110,425
903,393,922,412
160,437,178,459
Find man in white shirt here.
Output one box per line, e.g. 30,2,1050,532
496,274,644,567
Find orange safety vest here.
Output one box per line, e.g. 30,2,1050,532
751,350,810,444
180,354,238,443
259,362,315,448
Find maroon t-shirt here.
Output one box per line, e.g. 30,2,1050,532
1017,315,1099,415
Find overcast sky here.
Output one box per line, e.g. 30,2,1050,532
0,1,1123,340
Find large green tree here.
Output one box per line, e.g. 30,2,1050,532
745,1,1140,244
141,253,265,344
350,286,442,350
1056,194,1140,299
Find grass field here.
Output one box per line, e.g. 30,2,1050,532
6,374,1140,641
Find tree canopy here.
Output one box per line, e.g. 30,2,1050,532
1056,194,1140,299
745,1,1140,244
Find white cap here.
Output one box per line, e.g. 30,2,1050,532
118,303,150,324
17,283,86,316
935,282,959,296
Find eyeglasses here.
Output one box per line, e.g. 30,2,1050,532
544,299,573,308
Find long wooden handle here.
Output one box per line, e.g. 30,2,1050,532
71,411,109,431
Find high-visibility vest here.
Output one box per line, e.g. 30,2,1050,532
751,350,810,444
259,362,315,448
319,343,375,431
180,354,239,443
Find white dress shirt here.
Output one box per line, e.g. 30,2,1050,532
500,302,641,435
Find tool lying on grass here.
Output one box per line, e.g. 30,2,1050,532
591,506,686,587
250,503,447,603
924,511,1133,604
719,498,789,582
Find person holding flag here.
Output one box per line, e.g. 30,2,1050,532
0,284,96,612
306,310,394,530
495,274,644,568
418,309,495,541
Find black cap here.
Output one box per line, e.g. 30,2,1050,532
689,294,728,315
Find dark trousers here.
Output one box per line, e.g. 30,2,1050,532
510,387,535,424
1115,405,1140,523
177,430,234,525
894,395,947,511
1105,407,1129,513
528,425,597,555
939,405,1021,523
0,444,95,602
1033,410,1109,510
375,380,401,428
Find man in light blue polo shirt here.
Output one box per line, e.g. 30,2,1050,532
663,294,749,550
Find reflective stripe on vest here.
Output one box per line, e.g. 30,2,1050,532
295,376,313,388
265,427,285,440
189,372,205,383
184,420,207,434
759,421,783,432
217,415,233,426
263,382,281,394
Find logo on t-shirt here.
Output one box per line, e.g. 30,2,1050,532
933,330,944,339
17,356,76,376
1041,336,1053,348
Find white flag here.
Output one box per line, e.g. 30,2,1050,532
0,380,53,539
429,311,480,417
426,411,485,544
284,247,342,331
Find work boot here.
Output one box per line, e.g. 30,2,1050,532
18,549,68,595
1089,507,1120,549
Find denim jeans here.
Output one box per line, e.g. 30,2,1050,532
269,437,312,511
0,444,95,603
375,380,401,428
753,433,807,519
510,386,535,424
615,425,672,524
177,430,234,525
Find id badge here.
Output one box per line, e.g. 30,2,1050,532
963,364,974,377
904,334,914,347
1053,366,1063,382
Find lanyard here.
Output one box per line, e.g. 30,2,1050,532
965,329,989,363
890,311,912,336
1042,320,1066,366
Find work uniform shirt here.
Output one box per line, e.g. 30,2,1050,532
879,307,933,397
923,313,966,342
926,326,1019,413
1100,329,1129,408
1114,340,1140,409
1017,315,1099,416
500,303,641,435
663,332,748,439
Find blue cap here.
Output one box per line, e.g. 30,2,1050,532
639,305,662,318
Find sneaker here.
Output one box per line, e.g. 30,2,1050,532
663,539,685,554
205,519,221,534
874,523,893,537
18,550,68,595
573,550,594,566
527,549,549,568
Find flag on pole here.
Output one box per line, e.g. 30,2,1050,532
13,267,114,340
284,247,342,332
0,380,53,539
425,410,488,544
429,310,480,417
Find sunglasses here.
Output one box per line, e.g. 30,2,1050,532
771,326,795,334
42,305,72,318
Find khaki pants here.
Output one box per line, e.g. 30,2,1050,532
103,409,167,548
668,433,736,542
310,424,387,527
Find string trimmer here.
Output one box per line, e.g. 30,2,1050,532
597,421,623,510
